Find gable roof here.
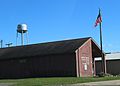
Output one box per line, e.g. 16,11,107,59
0,37,91,60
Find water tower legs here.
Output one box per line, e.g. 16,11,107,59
21,30,24,46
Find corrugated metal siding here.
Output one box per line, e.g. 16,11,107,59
96,60,120,75
0,53,76,78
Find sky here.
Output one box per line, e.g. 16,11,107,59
0,0,120,52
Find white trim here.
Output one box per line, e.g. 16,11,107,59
75,38,91,52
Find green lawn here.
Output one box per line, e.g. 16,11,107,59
0,77,120,86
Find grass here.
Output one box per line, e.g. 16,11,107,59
0,76,120,86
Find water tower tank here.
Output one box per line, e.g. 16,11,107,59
17,24,27,33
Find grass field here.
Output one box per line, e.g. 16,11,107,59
0,76,120,86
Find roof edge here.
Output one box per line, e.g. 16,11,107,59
90,38,105,54
0,37,92,50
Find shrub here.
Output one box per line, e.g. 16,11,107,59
104,73,113,77
97,72,105,77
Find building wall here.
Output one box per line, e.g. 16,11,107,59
76,39,93,77
95,61,102,75
96,60,120,75
0,53,76,78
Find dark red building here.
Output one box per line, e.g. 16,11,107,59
0,37,103,78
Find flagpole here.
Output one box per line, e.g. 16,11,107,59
99,21,103,72
99,13,106,74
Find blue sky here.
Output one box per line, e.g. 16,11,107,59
0,0,120,52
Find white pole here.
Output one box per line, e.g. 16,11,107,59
26,31,29,45
21,30,24,46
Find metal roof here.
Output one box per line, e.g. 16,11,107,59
0,37,91,60
95,52,120,61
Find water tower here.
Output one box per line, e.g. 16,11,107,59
17,24,28,46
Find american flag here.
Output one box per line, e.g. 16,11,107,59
94,9,102,27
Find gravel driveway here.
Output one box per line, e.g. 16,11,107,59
72,80,120,86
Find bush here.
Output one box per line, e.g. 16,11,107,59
97,72,105,77
104,73,113,77
97,72,114,77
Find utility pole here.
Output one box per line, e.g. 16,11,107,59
6,43,12,47
0,40,3,48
